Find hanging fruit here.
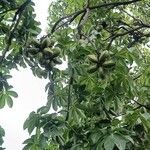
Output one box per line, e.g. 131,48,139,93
52,47,61,58
102,60,115,68
27,48,40,55
87,50,115,78
26,36,63,70
87,65,98,73
99,50,109,63
41,37,51,49
31,38,41,48
53,57,62,64
88,54,99,63
43,48,53,57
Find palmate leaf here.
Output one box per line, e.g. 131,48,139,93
0,89,17,109
23,111,39,134
69,106,86,123
22,135,37,150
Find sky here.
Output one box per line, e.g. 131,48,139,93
0,0,52,149
32,0,52,36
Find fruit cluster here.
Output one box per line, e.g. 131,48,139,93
87,50,115,78
26,37,62,70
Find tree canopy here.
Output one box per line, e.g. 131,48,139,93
0,0,150,149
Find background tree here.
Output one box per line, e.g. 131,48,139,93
0,0,150,150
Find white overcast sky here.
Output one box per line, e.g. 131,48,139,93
0,0,52,149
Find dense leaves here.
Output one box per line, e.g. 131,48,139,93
0,0,150,149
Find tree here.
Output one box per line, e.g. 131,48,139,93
0,0,150,149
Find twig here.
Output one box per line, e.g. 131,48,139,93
121,9,139,21
0,7,19,15
12,0,31,21
50,0,141,34
133,74,142,80
132,99,150,110
107,25,149,49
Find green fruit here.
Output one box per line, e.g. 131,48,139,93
87,65,98,73
45,61,55,70
102,60,115,68
28,48,39,55
41,37,50,49
31,38,40,48
88,54,98,63
36,52,43,60
43,48,53,57
99,50,109,63
53,57,62,64
48,39,55,48
52,48,60,58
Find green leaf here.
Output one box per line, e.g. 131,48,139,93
0,126,5,137
0,126,5,146
0,94,5,109
52,99,58,111
30,145,40,150
23,112,38,134
6,95,13,108
28,121,36,135
23,138,33,144
113,134,127,150
7,91,18,98
90,132,101,144
76,107,86,119
104,135,115,150
22,143,32,150
140,114,150,131
123,135,134,144
23,118,29,130
37,106,50,114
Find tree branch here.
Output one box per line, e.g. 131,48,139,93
0,7,19,15
107,25,149,49
50,0,141,34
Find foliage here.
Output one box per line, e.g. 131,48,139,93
0,0,150,150
0,126,5,150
